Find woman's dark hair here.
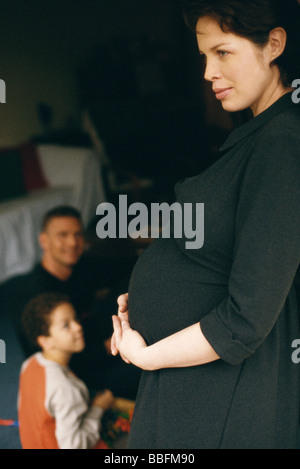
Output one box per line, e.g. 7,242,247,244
182,0,300,86
22,293,71,347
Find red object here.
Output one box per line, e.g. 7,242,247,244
93,439,110,449
19,143,49,192
0,419,18,426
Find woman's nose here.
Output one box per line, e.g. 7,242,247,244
204,60,222,82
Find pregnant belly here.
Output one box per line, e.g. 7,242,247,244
128,238,228,345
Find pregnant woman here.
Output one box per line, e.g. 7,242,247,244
112,0,300,449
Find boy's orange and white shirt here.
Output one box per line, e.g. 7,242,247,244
18,352,104,449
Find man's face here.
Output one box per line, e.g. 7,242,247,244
40,216,85,269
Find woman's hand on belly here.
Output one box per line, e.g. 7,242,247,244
112,315,149,368
112,316,220,372
111,293,129,358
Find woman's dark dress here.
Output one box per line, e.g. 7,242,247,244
127,93,300,449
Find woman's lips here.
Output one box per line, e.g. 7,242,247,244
214,88,233,100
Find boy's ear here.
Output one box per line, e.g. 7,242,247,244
37,335,53,351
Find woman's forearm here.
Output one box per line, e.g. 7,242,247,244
139,322,220,371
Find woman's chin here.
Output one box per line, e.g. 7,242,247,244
220,96,250,114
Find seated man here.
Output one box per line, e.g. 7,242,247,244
9,205,140,399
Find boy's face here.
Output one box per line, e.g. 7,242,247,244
45,303,85,354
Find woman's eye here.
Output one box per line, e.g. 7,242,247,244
217,51,229,58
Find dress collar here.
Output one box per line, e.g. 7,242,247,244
220,92,295,152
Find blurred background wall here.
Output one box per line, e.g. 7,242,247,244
0,0,234,148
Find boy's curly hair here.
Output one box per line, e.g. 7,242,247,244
22,292,71,347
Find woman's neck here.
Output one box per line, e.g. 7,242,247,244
251,79,293,117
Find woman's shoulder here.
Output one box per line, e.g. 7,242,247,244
243,104,300,180
257,103,300,144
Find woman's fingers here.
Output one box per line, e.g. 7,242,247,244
110,332,118,356
112,293,129,355
112,316,131,364
121,322,132,364
117,293,129,314
120,320,130,331
112,292,129,355
112,315,122,343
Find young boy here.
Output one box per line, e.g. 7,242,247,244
18,292,114,449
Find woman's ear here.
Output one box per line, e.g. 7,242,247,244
268,27,287,62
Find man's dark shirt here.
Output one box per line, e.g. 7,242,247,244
5,253,140,398
9,259,99,356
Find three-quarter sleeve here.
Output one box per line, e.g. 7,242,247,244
200,127,300,366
